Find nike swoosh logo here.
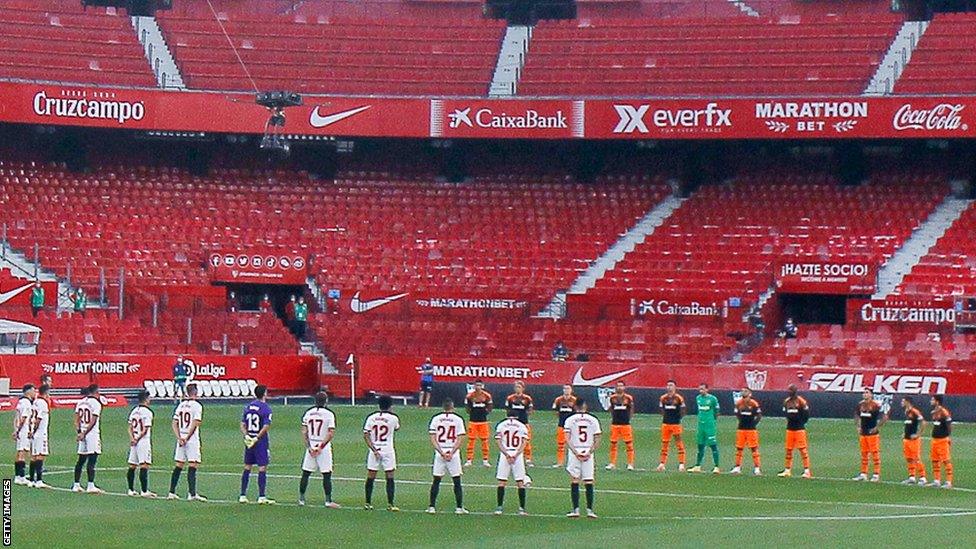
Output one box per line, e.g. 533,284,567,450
350,292,408,313
0,282,35,306
309,105,371,128
572,367,639,387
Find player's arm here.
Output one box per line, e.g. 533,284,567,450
428,430,449,459
12,410,25,440
878,410,889,429
713,399,720,420
77,412,98,441
592,432,602,452
239,418,248,436
253,421,271,441
363,429,379,454
486,396,494,414
918,416,926,437
679,397,687,417
172,417,182,442
184,419,201,442
494,432,509,459
755,404,762,424
627,397,634,421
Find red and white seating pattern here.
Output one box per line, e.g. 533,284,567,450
893,200,976,298
896,12,976,95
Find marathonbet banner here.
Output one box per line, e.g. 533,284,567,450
209,249,307,285
775,260,876,295
341,290,534,317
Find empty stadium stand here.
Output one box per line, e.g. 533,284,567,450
895,12,976,95
892,200,976,298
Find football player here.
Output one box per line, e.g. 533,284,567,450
28,384,51,488
12,384,35,485
427,399,468,515
72,384,103,494
299,391,339,508
240,385,274,504
169,383,206,501
363,395,400,511
564,398,601,519
494,409,530,515
126,390,155,497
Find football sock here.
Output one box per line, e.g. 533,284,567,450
735,448,743,467
74,455,86,483
299,471,310,497
752,449,761,468
428,477,441,507
497,486,505,507
365,477,375,504
257,471,267,498
946,462,954,483
932,461,941,482
626,442,635,465
86,454,98,483
585,483,594,509
677,440,686,463
517,487,526,509
800,448,810,469
187,467,197,496
127,468,136,490
710,445,720,466
170,467,182,493
452,476,463,508
570,483,580,509
14,461,25,479
27,461,36,482
139,468,148,492
695,444,705,466
385,478,395,505
323,473,332,501
609,442,618,465
240,469,251,496
34,460,43,482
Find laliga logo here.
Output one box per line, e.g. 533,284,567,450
184,359,227,380
893,104,968,131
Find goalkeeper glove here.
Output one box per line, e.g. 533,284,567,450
244,435,257,448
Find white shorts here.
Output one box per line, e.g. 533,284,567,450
302,446,334,473
16,432,31,452
366,449,396,472
566,450,595,482
496,454,527,482
432,451,463,478
128,439,152,465
174,438,201,463
77,434,102,456
31,434,48,457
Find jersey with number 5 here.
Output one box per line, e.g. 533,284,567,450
429,412,466,451
173,400,203,444
563,412,602,452
302,407,336,446
363,411,400,451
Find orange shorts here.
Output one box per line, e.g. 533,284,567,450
859,434,880,453
468,422,490,440
785,430,808,450
661,424,683,442
610,425,634,443
902,438,921,461
556,426,567,445
735,430,759,449
931,438,951,462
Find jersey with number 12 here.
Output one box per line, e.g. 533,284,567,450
363,411,400,451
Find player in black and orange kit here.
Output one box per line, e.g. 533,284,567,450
900,397,927,485
778,384,812,478
505,381,535,467
605,382,635,471
464,380,493,467
551,385,577,468
853,388,886,482
928,395,953,489
731,388,762,476
656,380,686,472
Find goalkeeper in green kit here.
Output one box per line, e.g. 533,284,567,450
689,383,721,474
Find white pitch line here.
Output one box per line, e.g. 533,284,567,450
39,467,976,513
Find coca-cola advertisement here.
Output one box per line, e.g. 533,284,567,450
775,260,877,295
892,103,969,133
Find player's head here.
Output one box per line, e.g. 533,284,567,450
666,380,676,393
22,383,35,398
87,384,99,397
80,385,89,397
254,384,268,401
698,383,709,395
424,357,432,365
40,374,52,386
862,388,873,401
186,383,198,398
740,388,752,399
474,379,484,391
314,391,328,408
177,355,184,363
442,398,455,412
787,383,798,397
575,397,587,412
514,380,524,394
38,384,50,397
377,395,393,412
137,390,150,405
931,394,944,407
562,384,572,397
615,381,625,394
901,396,913,409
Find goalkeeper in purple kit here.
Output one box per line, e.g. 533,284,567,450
240,385,275,504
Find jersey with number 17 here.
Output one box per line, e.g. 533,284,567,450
363,411,400,451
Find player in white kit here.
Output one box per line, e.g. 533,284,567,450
494,411,530,515
169,383,206,501
12,384,36,486
28,384,51,488
563,398,602,518
299,392,339,508
126,391,156,498
363,395,400,511
72,384,104,494
426,398,468,515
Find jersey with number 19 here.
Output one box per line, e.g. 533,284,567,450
173,400,203,463
429,412,466,477
363,411,400,472
75,396,103,455
302,406,337,473
563,412,602,481
127,405,154,465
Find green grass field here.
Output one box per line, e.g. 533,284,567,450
6,403,976,548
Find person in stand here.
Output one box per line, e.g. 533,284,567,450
418,358,435,409
173,356,189,399
778,318,798,339
551,341,569,362
30,281,44,318
294,297,309,340
227,291,238,313
285,295,297,333
259,294,272,314
72,288,87,318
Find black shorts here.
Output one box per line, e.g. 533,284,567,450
420,381,433,393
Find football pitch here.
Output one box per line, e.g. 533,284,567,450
7,403,976,548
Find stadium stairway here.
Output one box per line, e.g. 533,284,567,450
0,242,75,311
872,196,972,299
539,193,684,317
726,0,760,17
489,25,531,97
131,15,186,89
863,19,928,95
